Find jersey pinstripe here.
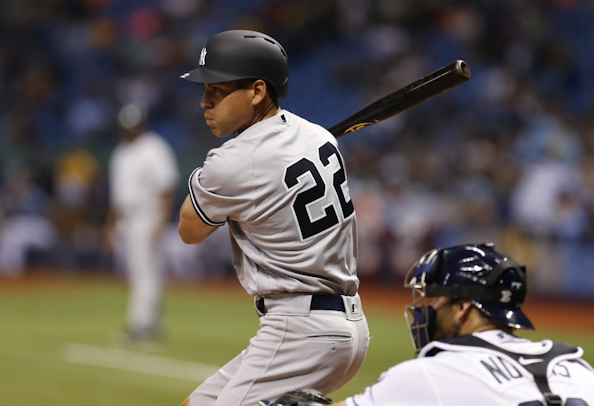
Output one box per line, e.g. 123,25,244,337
188,110,359,296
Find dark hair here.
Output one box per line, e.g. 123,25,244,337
450,298,515,333
236,78,279,105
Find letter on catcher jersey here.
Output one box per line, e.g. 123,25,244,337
188,110,359,296
346,330,594,406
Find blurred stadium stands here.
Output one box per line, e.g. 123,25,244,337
2,0,594,298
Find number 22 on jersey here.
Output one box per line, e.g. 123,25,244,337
283,141,355,240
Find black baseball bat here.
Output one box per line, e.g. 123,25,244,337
328,60,471,137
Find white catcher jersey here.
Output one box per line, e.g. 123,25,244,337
188,110,358,296
346,330,594,406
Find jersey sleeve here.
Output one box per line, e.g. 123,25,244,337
346,360,439,406
187,143,256,226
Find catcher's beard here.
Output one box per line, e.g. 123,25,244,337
432,300,463,342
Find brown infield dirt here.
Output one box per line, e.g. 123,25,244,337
2,271,594,336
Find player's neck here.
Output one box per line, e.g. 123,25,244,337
254,100,280,124
237,101,280,135
123,128,143,142
459,308,499,336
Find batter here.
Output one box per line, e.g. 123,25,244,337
177,30,370,406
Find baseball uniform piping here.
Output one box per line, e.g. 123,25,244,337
188,167,226,227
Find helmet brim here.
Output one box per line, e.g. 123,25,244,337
474,301,535,330
180,66,249,85
180,66,288,98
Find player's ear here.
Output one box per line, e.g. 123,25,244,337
455,300,474,321
251,79,268,106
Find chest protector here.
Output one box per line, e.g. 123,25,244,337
424,335,583,406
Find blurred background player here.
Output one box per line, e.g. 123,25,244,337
177,30,370,406
262,243,594,406
103,103,180,345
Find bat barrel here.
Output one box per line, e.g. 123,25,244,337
328,60,471,137
458,60,471,78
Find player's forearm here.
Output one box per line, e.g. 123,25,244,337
147,191,176,244
156,191,176,230
102,209,120,249
178,194,218,244
104,208,119,227
159,191,176,222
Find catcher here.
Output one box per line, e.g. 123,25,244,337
260,243,594,406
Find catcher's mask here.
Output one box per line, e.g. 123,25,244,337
180,30,289,98
404,242,534,354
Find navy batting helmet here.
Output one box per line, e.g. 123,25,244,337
404,242,534,352
180,30,289,98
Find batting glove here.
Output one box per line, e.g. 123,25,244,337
258,388,332,405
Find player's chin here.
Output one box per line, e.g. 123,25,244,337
211,127,234,138
207,124,221,137
212,129,229,138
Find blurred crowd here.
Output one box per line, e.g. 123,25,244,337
1,0,594,298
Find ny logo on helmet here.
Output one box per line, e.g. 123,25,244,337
199,47,207,66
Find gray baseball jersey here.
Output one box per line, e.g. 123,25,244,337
188,109,359,296
185,109,370,406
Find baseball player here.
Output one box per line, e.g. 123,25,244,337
104,103,180,344
177,30,370,406
262,243,594,406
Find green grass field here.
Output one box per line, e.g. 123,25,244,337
1,275,592,406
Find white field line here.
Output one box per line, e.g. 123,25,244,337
63,343,219,382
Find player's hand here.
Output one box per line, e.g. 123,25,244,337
258,388,332,405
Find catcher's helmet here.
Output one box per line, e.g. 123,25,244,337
180,30,289,98
404,242,534,352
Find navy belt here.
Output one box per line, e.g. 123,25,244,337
255,294,345,315
310,295,345,311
